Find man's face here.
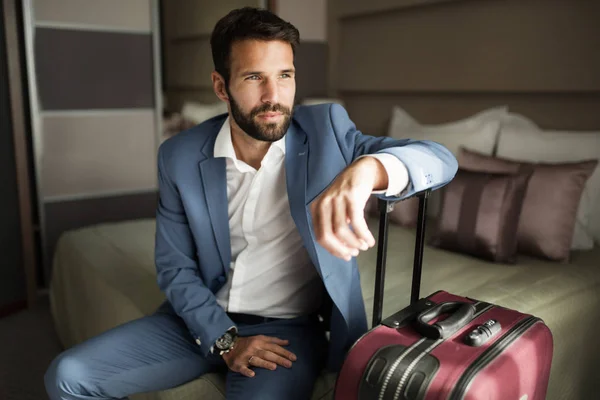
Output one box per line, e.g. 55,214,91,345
225,39,296,142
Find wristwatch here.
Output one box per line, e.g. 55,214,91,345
214,328,238,356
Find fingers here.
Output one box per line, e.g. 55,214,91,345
228,353,257,377
263,342,297,362
332,199,363,254
249,353,279,370
312,195,374,261
260,350,293,368
264,336,290,347
238,366,255,378
312,199,355,260
226,336,297,376
347,200,375,247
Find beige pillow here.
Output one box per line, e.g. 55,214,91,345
497,126,600,249
458,148,598,262
430,167,533,263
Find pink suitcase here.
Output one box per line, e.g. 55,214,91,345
335,191,553,400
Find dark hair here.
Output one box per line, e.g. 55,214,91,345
210,7,300,85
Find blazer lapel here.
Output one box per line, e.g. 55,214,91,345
285,121,308,224
198,132,231,275
285,121,330,281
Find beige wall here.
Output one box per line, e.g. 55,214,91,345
34,0,152,31
276,0,329,101
277,0,327,42
328,0,600,134
162,0,264,112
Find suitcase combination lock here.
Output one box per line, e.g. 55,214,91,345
464,319,501,347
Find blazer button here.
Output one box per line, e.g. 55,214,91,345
218,276,226,283
195,338,201,346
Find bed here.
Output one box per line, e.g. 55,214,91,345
49,214,600,400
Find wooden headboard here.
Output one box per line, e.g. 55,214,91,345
327,0,600,135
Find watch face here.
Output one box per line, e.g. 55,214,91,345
216,332,233,350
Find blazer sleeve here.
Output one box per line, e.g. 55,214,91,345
329,103,458,200
154,145,235,356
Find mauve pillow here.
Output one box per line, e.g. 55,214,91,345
364,196,419,227
429,167,533,263
458,148,598,262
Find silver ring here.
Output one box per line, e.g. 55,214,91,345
248,355,255,365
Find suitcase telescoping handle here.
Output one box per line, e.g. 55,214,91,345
372,190,430,328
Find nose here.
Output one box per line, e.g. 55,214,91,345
261,77,279,105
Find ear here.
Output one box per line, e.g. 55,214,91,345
211,71,229,103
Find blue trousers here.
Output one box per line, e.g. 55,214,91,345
45,307,328,399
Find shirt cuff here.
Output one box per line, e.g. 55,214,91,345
357,154,409,197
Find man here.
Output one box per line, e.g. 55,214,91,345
45,7,457,400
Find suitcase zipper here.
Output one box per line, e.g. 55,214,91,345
391,338,443,400
387,302,492,400
378,338,427,400
448,316,540,400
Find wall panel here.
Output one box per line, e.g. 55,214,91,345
35,28,154,110
337,0,600,93
41,111,157,198
23,0,162,281
163,0,254,39
329,0,600,136
166,37,213,88
33,0,152,32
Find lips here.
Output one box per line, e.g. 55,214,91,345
259,112,282,118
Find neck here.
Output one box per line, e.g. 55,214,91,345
230,121,271,170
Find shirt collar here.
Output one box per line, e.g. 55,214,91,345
214,116,286,170
214,117,236,160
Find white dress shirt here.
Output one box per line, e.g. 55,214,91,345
214,117,409,319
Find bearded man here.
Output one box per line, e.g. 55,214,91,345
45,7,457,400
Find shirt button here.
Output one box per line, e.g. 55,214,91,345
195,338,201,346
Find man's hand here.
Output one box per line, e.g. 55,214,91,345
310,157,388,261
222,335,297,378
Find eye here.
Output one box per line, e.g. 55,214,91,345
280,73,291,79
246,75,260,81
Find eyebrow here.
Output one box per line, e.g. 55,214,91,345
240,71,262,77
240,68,296,77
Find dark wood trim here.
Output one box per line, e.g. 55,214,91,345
337,0,468,21
167,84,214,91
169,33,210,44
3,0,38,308
0,299,27,319
339,89,600,96
267,0,277,14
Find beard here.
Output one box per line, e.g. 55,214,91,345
227,90,293,143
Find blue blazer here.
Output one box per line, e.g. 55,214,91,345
154,103,457,372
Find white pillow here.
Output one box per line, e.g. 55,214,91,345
388,106,508,217
388,106,508,156
501,112,540,131
497,127,600,249
181,101,228,124
301,97,345,107
386,106,421,132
